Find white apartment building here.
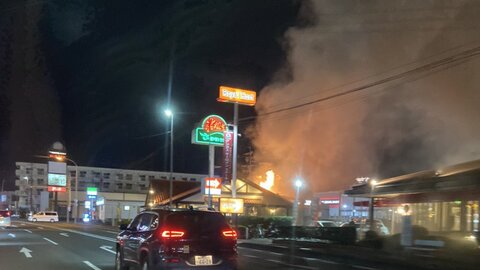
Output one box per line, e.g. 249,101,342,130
15,161,206,211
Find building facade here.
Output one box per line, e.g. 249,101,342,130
15,161,207,212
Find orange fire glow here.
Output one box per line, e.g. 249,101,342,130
259,170,275,191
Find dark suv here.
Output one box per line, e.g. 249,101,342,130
116,208,237,270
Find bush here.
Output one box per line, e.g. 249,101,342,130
237,216,293,228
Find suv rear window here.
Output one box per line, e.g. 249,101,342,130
164,212,229,235
46,212,57,216
0,210,10,217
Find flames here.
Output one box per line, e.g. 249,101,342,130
259,170,275,191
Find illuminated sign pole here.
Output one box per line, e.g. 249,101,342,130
192,115,227,208
217,86,256,199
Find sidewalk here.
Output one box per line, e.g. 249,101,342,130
237,238,480,270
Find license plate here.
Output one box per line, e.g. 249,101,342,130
194,255,213,265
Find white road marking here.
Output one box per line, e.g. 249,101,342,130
300,247,312,251
60,233,69,237
19,247,33,258
43,237,58,245
24,229,33,233
100,245,116,255
352,265,379,270
21,223,26,226
10,225,18,228
83,261,102,270
8,233,16,238
265,259,316,270
304,257,338,264
24,222,116,243
243,254,259,258
1,227,5,230
37,227,44,230
102,230,118,234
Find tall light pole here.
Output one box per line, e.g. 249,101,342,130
65,158,79,224
165,109,174,207
293,179,303,226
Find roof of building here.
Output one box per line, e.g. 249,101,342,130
345,159,480,199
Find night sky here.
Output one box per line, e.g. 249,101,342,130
0,0,301,189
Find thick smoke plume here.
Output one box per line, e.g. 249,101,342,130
248,0,480,196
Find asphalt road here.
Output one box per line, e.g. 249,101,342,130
0,220,373,270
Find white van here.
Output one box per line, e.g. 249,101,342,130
28,211,59,222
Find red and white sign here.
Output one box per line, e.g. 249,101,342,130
204,177,222,196
48,186,66,192
223,131,234,184
319,197,340,208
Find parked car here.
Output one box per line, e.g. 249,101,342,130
116,208,238,270
341,219,390,236
0,210,11,227
28,211,59,222
316,220,338,227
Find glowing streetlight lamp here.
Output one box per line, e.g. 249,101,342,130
293,178,303,226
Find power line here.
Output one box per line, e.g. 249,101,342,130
240,45,480,123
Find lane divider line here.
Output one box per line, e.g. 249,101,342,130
83,261,102,270
24,222,116,243
43,237,58,245
24,229,33,233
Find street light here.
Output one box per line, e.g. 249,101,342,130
293,178,303,226
64,157,79,224
165,109,174,207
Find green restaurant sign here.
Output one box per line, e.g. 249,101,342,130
191,115,227,146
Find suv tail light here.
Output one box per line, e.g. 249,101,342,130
160,229,185,239
222,229,237,239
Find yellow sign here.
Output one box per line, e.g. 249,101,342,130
220,198,244,214
218,86,256,106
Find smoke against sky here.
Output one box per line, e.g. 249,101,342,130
249,0,480,196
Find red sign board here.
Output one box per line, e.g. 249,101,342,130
48,186,66,192
202,115,227,133
223,131,234,184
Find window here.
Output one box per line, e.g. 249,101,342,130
26,168,32,175
16,165,20,170
37,190,41,195
37,178,45,185
117,174,124,180
125,183,132,190
103,182,110,189
182,177,188,181
93,172,101,178
80,171,87,177
190,178,197,181
139,175,146,181
148,175,155,181
128,214,143,230
103,173,110,179
37,168,45,175
137,213,156,232
139,184,148,190
126,174,132,180
160,176,167,180
70,171,76,177
116,183,123,189
79,181,86,187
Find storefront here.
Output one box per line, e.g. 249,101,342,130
345,159,480,234
146,178,292,217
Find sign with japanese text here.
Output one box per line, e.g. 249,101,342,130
48,186,66,192
220,198,244,214
204,177,222,195
48,173,67,187
191,115,227,146
223,131,234,184
217,86,256,106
